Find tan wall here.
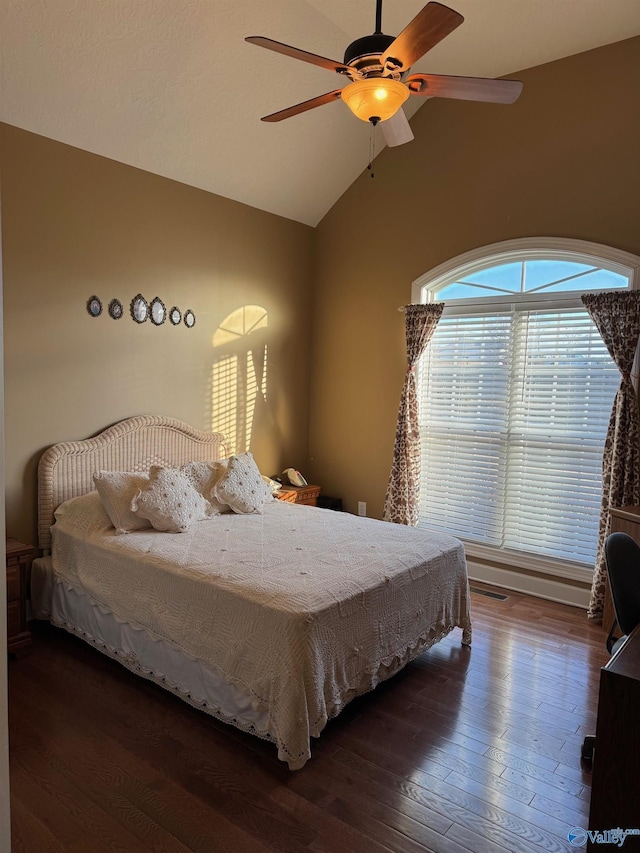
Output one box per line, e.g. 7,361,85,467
1,124,314,545
309,36,640,518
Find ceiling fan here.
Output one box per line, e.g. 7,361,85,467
246,0,523,147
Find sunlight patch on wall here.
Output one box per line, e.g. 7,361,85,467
211,306,268,454
212,305,268,347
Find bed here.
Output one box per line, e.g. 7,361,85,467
31,415,472,770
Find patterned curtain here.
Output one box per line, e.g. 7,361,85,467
383,303,444,525
582,290,640,619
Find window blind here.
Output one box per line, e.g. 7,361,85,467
417,306,619,565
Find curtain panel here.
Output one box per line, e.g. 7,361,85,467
383,303,444,526
582,290,640,619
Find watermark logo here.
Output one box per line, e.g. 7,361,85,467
568,828,588,846
568,827,640,847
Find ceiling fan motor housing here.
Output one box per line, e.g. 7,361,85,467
343,33,395,70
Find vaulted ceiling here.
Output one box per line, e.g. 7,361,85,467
2,1,640,226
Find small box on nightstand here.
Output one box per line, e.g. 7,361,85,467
276,485,321,506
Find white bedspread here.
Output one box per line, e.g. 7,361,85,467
51,493,471,769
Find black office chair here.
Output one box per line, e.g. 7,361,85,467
603,532,640,652
581,531,640,761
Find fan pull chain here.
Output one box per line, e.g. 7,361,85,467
368,119,377,179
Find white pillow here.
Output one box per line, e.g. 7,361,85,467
54,490,114,533
131,466,210,533
93,471,153,534
181,459,230,515
214,452,272,514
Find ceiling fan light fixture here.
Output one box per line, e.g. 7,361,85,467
341,78,409,123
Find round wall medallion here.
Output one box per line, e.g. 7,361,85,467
183,310,196,328
150,297,166,326
87,296,102,317
169,306,182,326
108,298,123,319
130,294,149,324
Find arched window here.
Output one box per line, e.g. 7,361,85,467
413,238,639,577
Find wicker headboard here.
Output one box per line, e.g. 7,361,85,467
38,415,227,552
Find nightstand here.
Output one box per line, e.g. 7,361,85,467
276,485,321,506
6,538,35,656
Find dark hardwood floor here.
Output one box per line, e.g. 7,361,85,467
9,584,609,852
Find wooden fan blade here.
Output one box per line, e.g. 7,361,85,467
261,90,343,122
406,73,523,104
245,36,348,74
381,3,463,72
380,110,414,147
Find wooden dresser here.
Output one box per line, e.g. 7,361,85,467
604,506,640,633
6,538,35,656
276,485,321,506
588,623,640,848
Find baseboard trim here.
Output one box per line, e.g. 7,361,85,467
466,559,590,610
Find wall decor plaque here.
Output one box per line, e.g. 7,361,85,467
108,298,123,319
150,297,166,326
130,294,149,324
87,296,103,317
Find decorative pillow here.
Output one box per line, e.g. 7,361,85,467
181,459,230,515
93,471,153,534
131,466,210,533
214,452,272,514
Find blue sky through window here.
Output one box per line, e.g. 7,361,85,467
434,260,627,301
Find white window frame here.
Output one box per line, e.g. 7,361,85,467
412,237,640,585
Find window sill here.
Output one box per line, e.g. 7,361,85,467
460,539,594,584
